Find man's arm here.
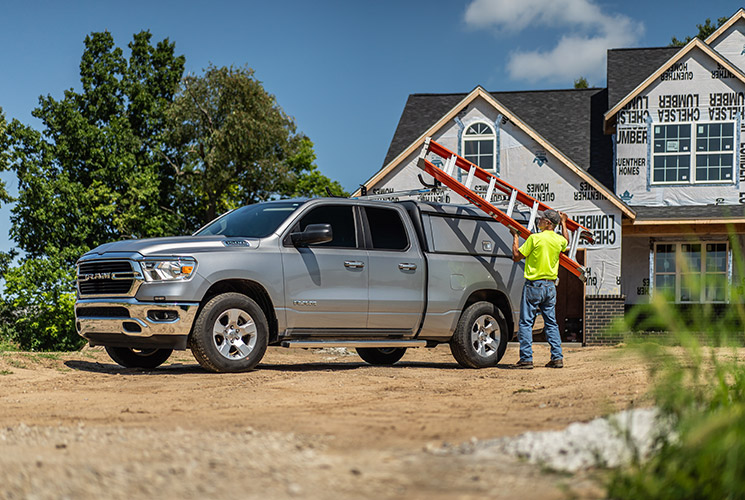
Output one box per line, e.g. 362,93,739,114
558,211,570,250
511,228,525,262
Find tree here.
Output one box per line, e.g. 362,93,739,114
165,64,346,229
670,16,728,46
573,76,589,89
0,32,185,350
1,31,185,265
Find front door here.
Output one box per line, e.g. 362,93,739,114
281,204,368,332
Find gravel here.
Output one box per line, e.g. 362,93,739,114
444,407,668,472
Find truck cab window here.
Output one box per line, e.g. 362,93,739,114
298,205,357,248
365,207,408,250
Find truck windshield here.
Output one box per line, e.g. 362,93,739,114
195,201,305,238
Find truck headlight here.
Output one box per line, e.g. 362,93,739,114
140,259,197,282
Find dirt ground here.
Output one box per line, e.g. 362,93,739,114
0,343,651,499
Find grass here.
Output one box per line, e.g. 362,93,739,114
0,369,12,375
0,338,19,352
605,240,745,499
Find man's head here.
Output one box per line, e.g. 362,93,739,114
538,209,561,229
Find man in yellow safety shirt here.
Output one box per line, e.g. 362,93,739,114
511,209,569,369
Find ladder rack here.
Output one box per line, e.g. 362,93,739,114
416,138,593,280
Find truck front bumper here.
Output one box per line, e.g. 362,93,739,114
75,298,199,350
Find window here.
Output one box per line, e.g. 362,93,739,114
653,242,729,303
651,122,734,185
296,205,357,248
364,207,408,250
653,125,690,183
695,123,734,182
463,122,495,171
196,201,305,237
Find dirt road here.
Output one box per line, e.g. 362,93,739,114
0,344,650,499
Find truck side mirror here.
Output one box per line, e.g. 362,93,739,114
290,223,333,246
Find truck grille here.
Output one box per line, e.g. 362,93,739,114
75,306,130,318
77,260,138,296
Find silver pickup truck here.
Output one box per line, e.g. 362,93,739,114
75,198,524,372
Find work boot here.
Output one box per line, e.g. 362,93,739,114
545,358,564,368
514,360,534,369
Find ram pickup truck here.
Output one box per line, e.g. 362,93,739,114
75,198,525,372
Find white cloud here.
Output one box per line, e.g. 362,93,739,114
464,0,644,84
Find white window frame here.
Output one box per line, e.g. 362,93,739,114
652,241,730,303
650,121,736,186
463,121,496,172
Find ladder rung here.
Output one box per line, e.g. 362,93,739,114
527,201,540,232
506,189,518,218
464,166,476,190
418,138,431,161
569,230,580,260
444,155,457,176
485,177,496,203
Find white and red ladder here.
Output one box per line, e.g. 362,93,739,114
417,138,593,280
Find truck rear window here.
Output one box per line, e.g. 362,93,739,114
195,201,304,238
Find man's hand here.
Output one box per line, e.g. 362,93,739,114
511,227,524,262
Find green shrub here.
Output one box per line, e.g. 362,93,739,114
607,234,745,499
0,257,82,351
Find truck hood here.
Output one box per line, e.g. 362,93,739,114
83,235,261,257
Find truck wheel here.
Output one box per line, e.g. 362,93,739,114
105,346,172,369
450,301,508,368
356,347,407,365
190,293,268,373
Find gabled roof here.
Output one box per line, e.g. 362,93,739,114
705,8,745,45
604,38,745,133
607,46,680,110
360,86,634,218
379,87,613,189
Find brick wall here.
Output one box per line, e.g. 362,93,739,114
584,295,626,346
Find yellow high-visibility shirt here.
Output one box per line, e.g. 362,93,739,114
519,230,568,281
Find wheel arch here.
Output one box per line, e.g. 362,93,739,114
196,279,279,343
462,289,514,337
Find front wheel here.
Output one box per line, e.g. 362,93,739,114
190,293,269,373
356,347,407,365
105,346,172,369
450,301,508,368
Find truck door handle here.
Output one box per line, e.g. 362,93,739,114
344,261,365,269
398,263,417,271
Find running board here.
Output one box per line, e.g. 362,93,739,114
281,340,427,348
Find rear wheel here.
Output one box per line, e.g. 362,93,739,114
190,293,268,373
356,347,407,365
105,346,172,369
450,301,508,368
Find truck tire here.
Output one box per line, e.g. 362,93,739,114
190,293,269,373
356,347,407,365
450,301,508,368
105,346,172,369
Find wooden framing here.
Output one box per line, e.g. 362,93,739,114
705,8,745,45
622,219,745,236
356,86,636,219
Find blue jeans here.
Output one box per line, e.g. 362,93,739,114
517,279,563,362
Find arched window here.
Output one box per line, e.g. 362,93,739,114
463,122,495,171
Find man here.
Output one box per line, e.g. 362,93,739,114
511,209,569,369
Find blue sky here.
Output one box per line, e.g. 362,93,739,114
0,0,739,252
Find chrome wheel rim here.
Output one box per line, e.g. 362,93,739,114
212,308,258,361
470,314,500,359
